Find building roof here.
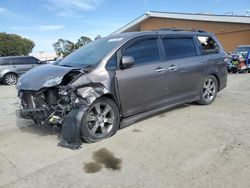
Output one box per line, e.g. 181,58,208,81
0,55,34,59
112,11,250,35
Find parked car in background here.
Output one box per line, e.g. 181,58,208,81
233,45,250,56
16,28,228,147
0,56,41,85
43,58,59,64
227,45,250,73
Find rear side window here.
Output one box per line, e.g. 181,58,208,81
197,36,218,54
9,58,26,65
0,59,9,65
163,38,196,60
123,38,160,65
9,57,37,65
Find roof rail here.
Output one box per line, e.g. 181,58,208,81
156,27,206,33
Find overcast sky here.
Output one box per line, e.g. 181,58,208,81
0,0,249,53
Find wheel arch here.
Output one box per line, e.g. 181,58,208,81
209,73,220,91
4,71,18,78
101,93,116,101
98,93,122,114
98,93,123,116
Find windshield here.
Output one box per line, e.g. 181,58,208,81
234,47,250,59
58,37,124,68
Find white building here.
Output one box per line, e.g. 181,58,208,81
30,52,57,61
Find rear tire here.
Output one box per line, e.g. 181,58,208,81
81,97,120,143
197,75,218,105
3,73,18,85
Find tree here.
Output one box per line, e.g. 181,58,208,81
94,35,101,40
75,36,92,49
53,39,75,57
53,36,92,57
0,32,35,56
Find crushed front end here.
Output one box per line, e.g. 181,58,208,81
16,84,89,149
16,86,77,126
15,64,113,149
15,64,89,148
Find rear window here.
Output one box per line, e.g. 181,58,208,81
197,36,218,54
162,38,197,60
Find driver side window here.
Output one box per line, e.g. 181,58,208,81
122,38,160,66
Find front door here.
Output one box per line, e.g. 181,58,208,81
116,36,168,117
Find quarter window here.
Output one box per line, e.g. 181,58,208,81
26,57,39,64
106,54,117,70
197,36,218,53
123,39,160,65
163,38,196,60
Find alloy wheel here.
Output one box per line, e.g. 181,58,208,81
86,102,115,138
5,74,17,85
202,78,216,102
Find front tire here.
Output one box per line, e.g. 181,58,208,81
81,97,120,143
3,73,18,85
197,75,218,105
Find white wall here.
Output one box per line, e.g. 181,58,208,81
30,52,57,61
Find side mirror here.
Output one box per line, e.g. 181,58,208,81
121,56,135,68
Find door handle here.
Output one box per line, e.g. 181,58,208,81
168,65,177,71
155,67,166,73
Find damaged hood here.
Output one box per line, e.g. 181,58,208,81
17,64,76,91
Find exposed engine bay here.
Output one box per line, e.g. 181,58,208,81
16,64,115,149
18,70,83,126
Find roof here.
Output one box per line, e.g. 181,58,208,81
109,29,210,40
238,45,250,47
0,55,35,59
112,11,250,35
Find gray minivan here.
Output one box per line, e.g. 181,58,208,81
0,56,40,85
16,29,228,147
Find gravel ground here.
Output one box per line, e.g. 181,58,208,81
0,74,250,188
